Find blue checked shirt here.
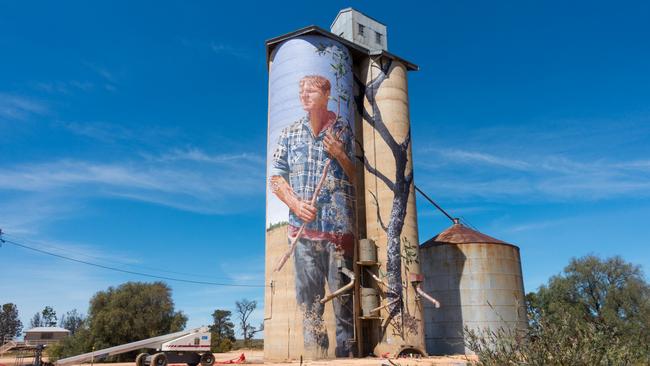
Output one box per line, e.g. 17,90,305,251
270,115,355,234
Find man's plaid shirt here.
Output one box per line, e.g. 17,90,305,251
270,115,355,235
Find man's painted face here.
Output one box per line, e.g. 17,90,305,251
300,84,329,112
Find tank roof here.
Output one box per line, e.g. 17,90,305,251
420,223,513,248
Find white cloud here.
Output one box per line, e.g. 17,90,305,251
33,80,94,94
418,205,495,217
503,219,566,233
210,42,250,59
0,149,265,215
175,37,250,60
158,147,265,165
428,148,532,171
0,194,82,235
57,120,181,145
3,233,142,266
84,63,117,84
416,145,650,202
83,62,119,92
0,93,47,121
218,255,265,284
56,121,134,142
1,233,266,331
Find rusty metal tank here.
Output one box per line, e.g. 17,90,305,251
419,220,526,355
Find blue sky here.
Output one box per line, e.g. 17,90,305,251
1,1,649,338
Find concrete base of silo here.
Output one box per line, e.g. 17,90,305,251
263,224,342,361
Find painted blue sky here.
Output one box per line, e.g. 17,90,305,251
1,1,649,337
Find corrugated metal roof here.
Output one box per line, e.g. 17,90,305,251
420,223,512,248
25,327,70,333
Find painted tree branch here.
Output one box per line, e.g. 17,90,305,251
354,139,396,192
354,62,400,155
356,57,416,329
401,126,411,150
359,154,396,192
368,190,388,232
405,171,414,185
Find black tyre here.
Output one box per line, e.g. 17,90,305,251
187,363,198,366
200,352,214,366
135,353,148,366
151,353,167,366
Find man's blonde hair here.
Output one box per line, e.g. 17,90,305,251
300,75,331,94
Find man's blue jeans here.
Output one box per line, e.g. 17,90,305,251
293,237,354,357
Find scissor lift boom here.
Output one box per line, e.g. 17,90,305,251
56,327,213,366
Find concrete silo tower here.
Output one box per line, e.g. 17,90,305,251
419,220,527,355
263,8,434,360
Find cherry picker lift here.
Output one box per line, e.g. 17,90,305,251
55,327,214,366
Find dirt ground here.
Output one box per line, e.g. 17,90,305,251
0,350,475,366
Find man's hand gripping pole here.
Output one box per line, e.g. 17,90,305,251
273,129,342,273
273,159,333,272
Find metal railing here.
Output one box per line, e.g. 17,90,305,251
0,340,17,355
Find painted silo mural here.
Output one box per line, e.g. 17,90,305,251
357,56,425,354
265,35,356,358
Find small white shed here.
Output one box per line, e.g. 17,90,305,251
24,327,70,346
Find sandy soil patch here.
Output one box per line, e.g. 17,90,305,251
1,350,475,366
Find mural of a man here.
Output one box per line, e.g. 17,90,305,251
269,75,356,356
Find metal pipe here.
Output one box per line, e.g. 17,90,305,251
381,315,391,328
370,298,401,314
415,284,440,308
263,280,275,321
365,269,389,289
366,269,400,297
320,268,355,304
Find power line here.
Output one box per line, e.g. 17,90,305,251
0,235,266,288
3,232,239,282
460,216,480,232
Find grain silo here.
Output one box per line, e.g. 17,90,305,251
419,219,527,355
264,8,434,361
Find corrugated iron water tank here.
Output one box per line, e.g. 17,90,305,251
419,220,526,355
